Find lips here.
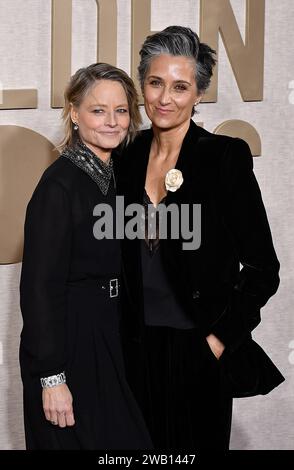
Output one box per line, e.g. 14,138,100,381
155,107,173,115
100,132,120,136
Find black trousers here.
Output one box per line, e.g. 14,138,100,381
129,326,233,450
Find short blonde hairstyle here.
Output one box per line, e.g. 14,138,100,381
59,62,141,150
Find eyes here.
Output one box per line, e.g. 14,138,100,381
92,108,129,114
148,79,189,92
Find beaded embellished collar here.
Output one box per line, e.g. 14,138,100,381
61,139,114,195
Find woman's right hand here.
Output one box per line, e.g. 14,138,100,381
206,333,225,360
42,384,75,428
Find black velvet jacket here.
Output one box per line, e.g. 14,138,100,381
118,120,284,397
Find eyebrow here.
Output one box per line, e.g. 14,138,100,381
147,75,192,86
88,103,129,108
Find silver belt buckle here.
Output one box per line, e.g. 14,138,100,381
109,278,119,298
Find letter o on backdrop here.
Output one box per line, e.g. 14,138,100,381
0,126,59,264
213,119,261,156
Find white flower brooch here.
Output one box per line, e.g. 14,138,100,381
165,169,184,192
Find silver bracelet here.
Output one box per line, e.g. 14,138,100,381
40,371,66,388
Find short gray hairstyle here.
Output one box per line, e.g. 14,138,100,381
138,26,216,95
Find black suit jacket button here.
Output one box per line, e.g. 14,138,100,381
192,290,200,299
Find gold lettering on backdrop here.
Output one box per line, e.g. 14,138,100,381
214,120,261,156
0,89,38,110
131,0,156,103
51,0,72,108
0,126,59,264
0,1,266,108
200,0,265,103
51,0,117,108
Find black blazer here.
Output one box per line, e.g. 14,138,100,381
118,120,284,397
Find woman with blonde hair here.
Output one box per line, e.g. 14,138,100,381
19,62,152,449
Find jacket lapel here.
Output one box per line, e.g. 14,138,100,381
165,120,203,205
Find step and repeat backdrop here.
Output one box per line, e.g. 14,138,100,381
0,0,293,449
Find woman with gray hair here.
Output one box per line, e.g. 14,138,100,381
19,62,152,449
118,26,284,450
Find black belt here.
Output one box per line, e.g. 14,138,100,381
68,277,120,298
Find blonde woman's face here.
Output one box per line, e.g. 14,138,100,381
143,54,201,131
71,80,130,161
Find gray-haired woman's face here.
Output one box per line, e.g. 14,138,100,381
143,54,201,130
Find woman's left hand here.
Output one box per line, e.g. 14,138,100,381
42,384,75,428
206,333,225,360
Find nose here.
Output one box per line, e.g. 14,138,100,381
159,86,171,105
105,111,118,127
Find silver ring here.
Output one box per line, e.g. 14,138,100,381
50,420,57,425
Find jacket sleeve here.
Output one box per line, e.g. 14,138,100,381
210,138,280,352
20,178,72,377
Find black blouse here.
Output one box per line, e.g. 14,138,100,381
141,190,197,329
